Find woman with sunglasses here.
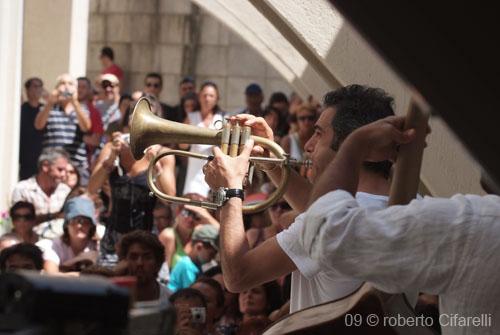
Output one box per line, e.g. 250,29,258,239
9,201,38,244
280,104,317,162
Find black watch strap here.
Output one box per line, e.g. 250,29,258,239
225,188,244,201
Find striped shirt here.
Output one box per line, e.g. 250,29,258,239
42,104,89,169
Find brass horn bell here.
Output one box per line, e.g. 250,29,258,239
130,97,310,214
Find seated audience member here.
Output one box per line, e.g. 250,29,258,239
0,243,44,273
153,202,174,235
9,201,38,244
11,147,71,239
170,288,208,335
100,46,124,83
64,162,81,191
159,194,218,270
0,234,21,252
34,74,92,182
191,277,225,335
95,74,121,131
19,77,45,180
238,281,282,324
118,230,170,306
36,196,98,274
168,224,219,292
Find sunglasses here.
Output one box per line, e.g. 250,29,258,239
298,115,316,122
12,213,35,221
271,202,291,211
181,209,200,221
146,82,161,88
101,80,115,89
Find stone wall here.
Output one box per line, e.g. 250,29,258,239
87,0,292,111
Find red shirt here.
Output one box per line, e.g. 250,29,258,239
102,64,124,82
87,101,104,134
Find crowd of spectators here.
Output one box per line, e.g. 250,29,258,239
1,45,322,334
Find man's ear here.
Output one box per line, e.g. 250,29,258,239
40,161,50,173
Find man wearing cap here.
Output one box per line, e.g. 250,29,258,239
36,196,97,274
168,224,219,292
95,73,121,131
240,83,264,117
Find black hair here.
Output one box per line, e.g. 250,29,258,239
179,91,200,121
324,84,395,178
268,92,289,106
145,72,163,87
170,288,207,307
24,77,43,90
203,265,222,277
118,230,165,267
0,243,44,272
262,281,283,314
76,76,92,87
100,46,114,60
180,76,195,86
193,276,225,308
9,201,35,219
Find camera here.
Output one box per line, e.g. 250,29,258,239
61,90,73,99
190,307,206,324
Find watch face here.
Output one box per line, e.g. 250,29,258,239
211,187,226,207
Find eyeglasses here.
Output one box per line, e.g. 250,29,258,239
298,115,316,122
271,202,291,211
12,213,35,221
146,82,161,88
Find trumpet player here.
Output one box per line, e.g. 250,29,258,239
203,85,397,313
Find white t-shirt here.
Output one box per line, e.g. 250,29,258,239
276,192,388,313
303,190,500,335
37,237,96,265
183,112,224,197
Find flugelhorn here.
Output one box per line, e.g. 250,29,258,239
130,97,311,213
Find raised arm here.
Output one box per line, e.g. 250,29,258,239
71,92,91,132
234,114,312,212
34,90,58,130
204,140,295,292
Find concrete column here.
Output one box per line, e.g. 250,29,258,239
69,0,90,78
0,0,24,212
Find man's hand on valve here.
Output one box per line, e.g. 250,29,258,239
204,139,255,190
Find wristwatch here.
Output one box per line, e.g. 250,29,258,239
213,188,244,206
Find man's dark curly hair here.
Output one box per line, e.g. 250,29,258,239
117,230,164,267
0,243,44,272
324,84,395,178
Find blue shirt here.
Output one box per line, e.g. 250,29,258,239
167,256,200,292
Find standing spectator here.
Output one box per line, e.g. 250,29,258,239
36,196,98,274
19,77,45,180
118,230,170,305
168,224,219,292
0,243,44,273
183,81,225,196
9,201,38,244
179,76,196,99
242,83,264,117
262,107,282,143
143,72,183,123
78,76,104,170
11,148,71,239
100,46,124,83
268,91,290,137
88,132,175,266
95,74,121,131
280,104,316,161
191,277,225,335
34,74,91,184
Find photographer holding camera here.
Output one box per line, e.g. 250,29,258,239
34,73,92,185
170,288,208,335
